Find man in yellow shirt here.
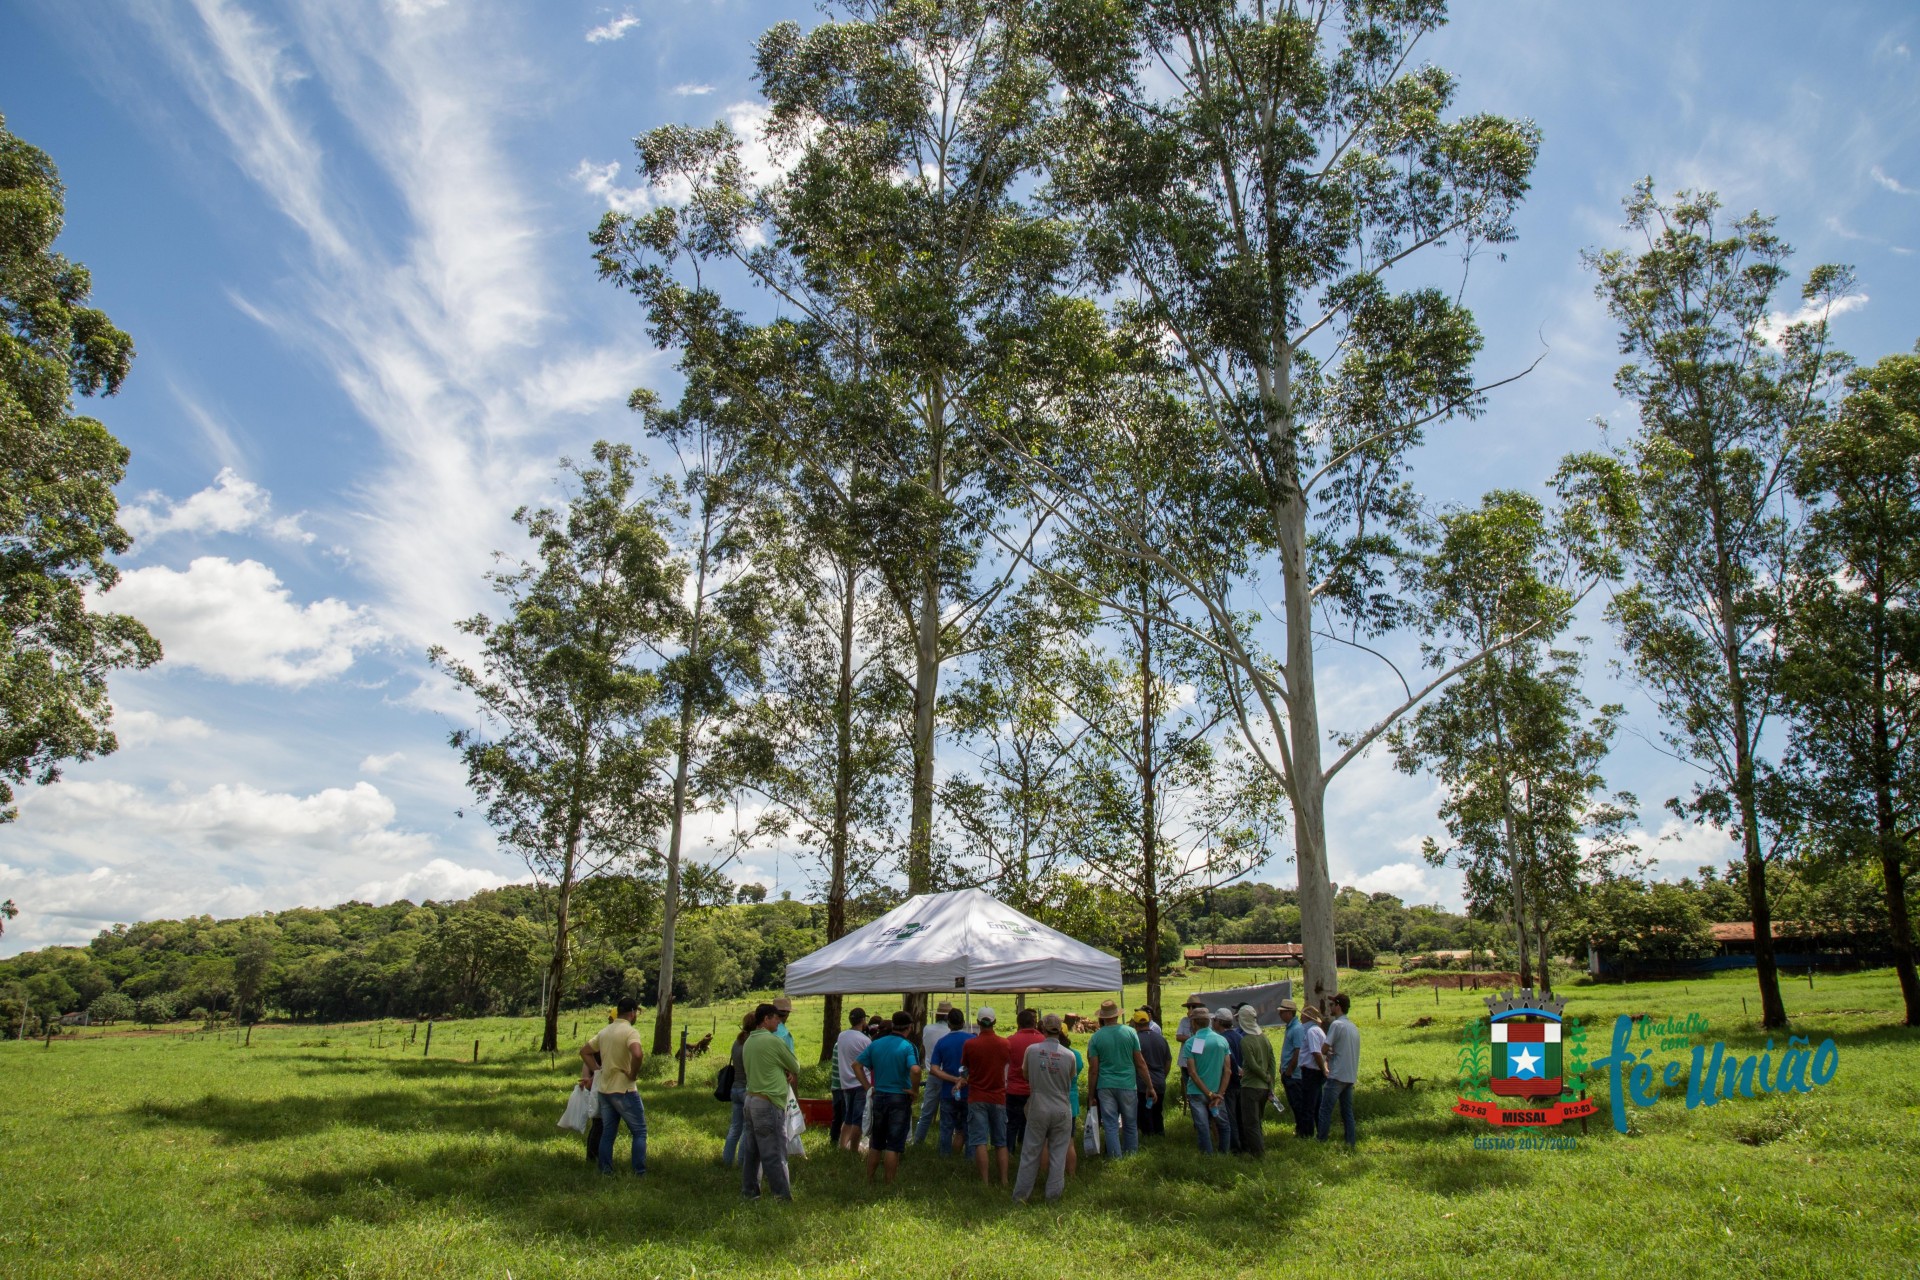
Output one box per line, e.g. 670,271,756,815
580,996,647,1176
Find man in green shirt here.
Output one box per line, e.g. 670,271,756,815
1233,1005,1276,1157
740,1002,802,1201
1178,1008,1231,1155
1086,998,1155,1156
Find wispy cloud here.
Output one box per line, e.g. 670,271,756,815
585,11,639,44
1759,291,1869,345
1870,164,1916,195
134,0,652,659
672,82,714,96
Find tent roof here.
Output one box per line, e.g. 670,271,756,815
782,888,1121,997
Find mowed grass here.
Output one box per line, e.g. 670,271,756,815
2,968,1916,1279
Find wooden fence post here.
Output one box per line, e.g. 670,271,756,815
473,1039,479,1063
424,1020,433,1057
245,1023,252,1047
677,1028,688,1086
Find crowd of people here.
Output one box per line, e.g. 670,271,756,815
575,988,1363,1204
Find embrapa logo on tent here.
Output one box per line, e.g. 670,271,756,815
877,921,927,945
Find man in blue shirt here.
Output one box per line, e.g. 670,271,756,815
855,1010,923,1185
1178,1009,1232,1155
1277,1000,1309,1138
925,1007,975,1158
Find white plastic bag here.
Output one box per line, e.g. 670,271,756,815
784,1087,807,1158
1083,1111,1101,1154
859,1088,876,1141
558,1084,594,1134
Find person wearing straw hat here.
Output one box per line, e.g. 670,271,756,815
771,996,797,1054
1011,1013,1078,1203
1087,998,1154,1157
1174,994,1211,1043
1234,1005,1276,1157
1177,1006,1231,1155
911,999,954,1146
1277,1000,1309,1139
1298,1004,1329,1139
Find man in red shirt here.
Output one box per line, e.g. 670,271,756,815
960,1006,1013,1185
1004,1007,1046,1150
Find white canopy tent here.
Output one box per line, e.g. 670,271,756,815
783,888,1121,996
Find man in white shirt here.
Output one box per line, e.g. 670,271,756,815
911,999,953,1145
832,1006,871,1150
1316,992,1360,1147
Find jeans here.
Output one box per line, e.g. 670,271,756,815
1096,1087,1139,1156
1011,1106,1071,1202
1236,1087,1270,1157
841,1085,866,1135
1283,1075,1309,1137
723,1085,748,1165
870,1091,911,1154
1186,1096,1224,1154
1298,1068,1326,1139
1006,1093,1028,1147
1221,1083,1242,1152
1139,1076,1167,1136
739,1095,792,1199
1317,1079,1356,1146
595,1090,647,1174
966,1101,1009,1150
938,1094,973,1156
912,1078,942,1144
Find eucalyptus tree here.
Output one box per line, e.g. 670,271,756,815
1,114,160,826
1776,348,1920,1025
630,378,780,1055
594,1,1071,926
711,316,913,1059
1587,184,1851,1029
1391,491,1634,992
432,443,682,1052
1011,1,1546,1012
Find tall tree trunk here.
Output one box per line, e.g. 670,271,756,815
1871,667,1920,1024
1276,488,1337,1015
653,536,712,1056
1725,629,1786,1028
822,555,859,1061
1138,592,1160,1025
901,394,947,1026
543,838,578,1052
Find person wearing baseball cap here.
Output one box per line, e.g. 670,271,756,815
911,1000,954,1146
1011,1012,1078,1203
961,1006,1013,1185
1131,1010,1172,1139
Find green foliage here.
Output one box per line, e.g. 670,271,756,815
1567,876,1715,965
86,990,133,1025
0,114,161,824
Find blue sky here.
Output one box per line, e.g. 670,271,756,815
1,1,1916,954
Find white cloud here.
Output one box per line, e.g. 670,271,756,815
352,857,509,904
103,555,382,686
1759,291,1868,345
575,100,800,224
1350,861,1445,901
584,11,639,44
121,467,314,545
359,751,405,774
111,706,215,747
1870,165,1916,195
672,82,714,96
572,158,663,217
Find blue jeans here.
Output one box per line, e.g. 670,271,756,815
596,1090,647,1174
870,1091,912,1154
912,1079,941,1144
966,1101,1008,1150
722,1085,747,1165
1317,1079,1355,1146
1186,1096,1222,1154
1096,1086,1138,1156
939,1094,973,1156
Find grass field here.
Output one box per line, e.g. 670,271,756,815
1,967,1915,1279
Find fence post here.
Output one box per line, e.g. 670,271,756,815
677,1028,688,1087
473,1039,479,1064
245,1023,252,1047
1435,984,1440,1006
1376,999,1381,1021
424,1020,433,1057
